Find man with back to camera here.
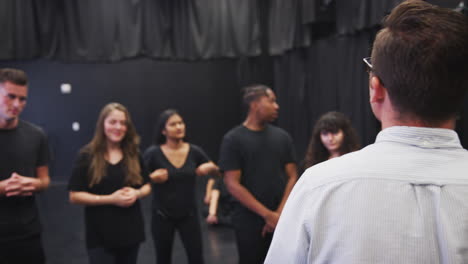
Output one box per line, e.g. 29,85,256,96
218,84,298,263
265,1,468,263
0,68,50,264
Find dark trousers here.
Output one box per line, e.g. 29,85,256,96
233,212,273,264
0,234,45,264
87,244,140,264
152,210,204,264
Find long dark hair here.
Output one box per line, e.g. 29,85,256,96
303,111,360,169
153,109,184,145
82,102,142,187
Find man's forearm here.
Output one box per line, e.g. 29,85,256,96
276,176,296,214
34,166,50,192
0,179,8,196
276,163,298,214
33,177,50,192
227,182,271,218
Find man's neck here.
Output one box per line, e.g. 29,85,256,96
243,115,268,131
0,118,19,130
381,115,456,130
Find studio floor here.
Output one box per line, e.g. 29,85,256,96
37,180,238,264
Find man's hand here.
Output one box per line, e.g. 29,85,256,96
261,210,280,236
262,224,275,237
4,173,38,197
264,210,280,228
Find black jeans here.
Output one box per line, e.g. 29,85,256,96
87,243,140,264
0,234,45,264
152,210,204,264
232,211,273,264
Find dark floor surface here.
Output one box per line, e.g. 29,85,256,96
37,179,238,264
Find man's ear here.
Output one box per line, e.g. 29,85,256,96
369,76,386,104
249,100,258,112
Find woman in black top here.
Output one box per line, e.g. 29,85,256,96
303,111,360,170
144,109,219,264
68,103,151,264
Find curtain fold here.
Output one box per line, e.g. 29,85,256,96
0,0,50,59
268,0,311,55
56,0,142,62
268,0,401,55
301,0,335,25
335,0,401,34
152,0,261,59
0,0,402,61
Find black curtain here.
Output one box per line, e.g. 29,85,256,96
57,0,143,61
335,0,399,34
0,0,263,61
0,0,56,60
0,0,406,61
274,31,380,162
1,0,461,61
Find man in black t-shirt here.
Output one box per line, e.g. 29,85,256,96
0,68,50,264
219,84,298,264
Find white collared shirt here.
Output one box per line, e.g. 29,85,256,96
265,126,468,264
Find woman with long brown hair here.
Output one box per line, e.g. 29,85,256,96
144,109,219,264
68,102,151,264
303,111,361,170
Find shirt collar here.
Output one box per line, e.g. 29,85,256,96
375,126,462,149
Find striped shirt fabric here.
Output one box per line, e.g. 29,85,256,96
265,126,468,264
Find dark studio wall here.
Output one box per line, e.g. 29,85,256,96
0,58,243,182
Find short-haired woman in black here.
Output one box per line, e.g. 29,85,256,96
68,103,151,264
303,111,361,169
144,109,219,264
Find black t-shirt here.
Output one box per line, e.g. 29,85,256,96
0,120,49,242
143,144,209,219
68,152,149,249
218,124,296,212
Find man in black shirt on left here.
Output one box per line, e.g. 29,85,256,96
0,68,50,264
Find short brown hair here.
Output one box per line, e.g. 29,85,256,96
371,0,468,124
0,68,28,86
